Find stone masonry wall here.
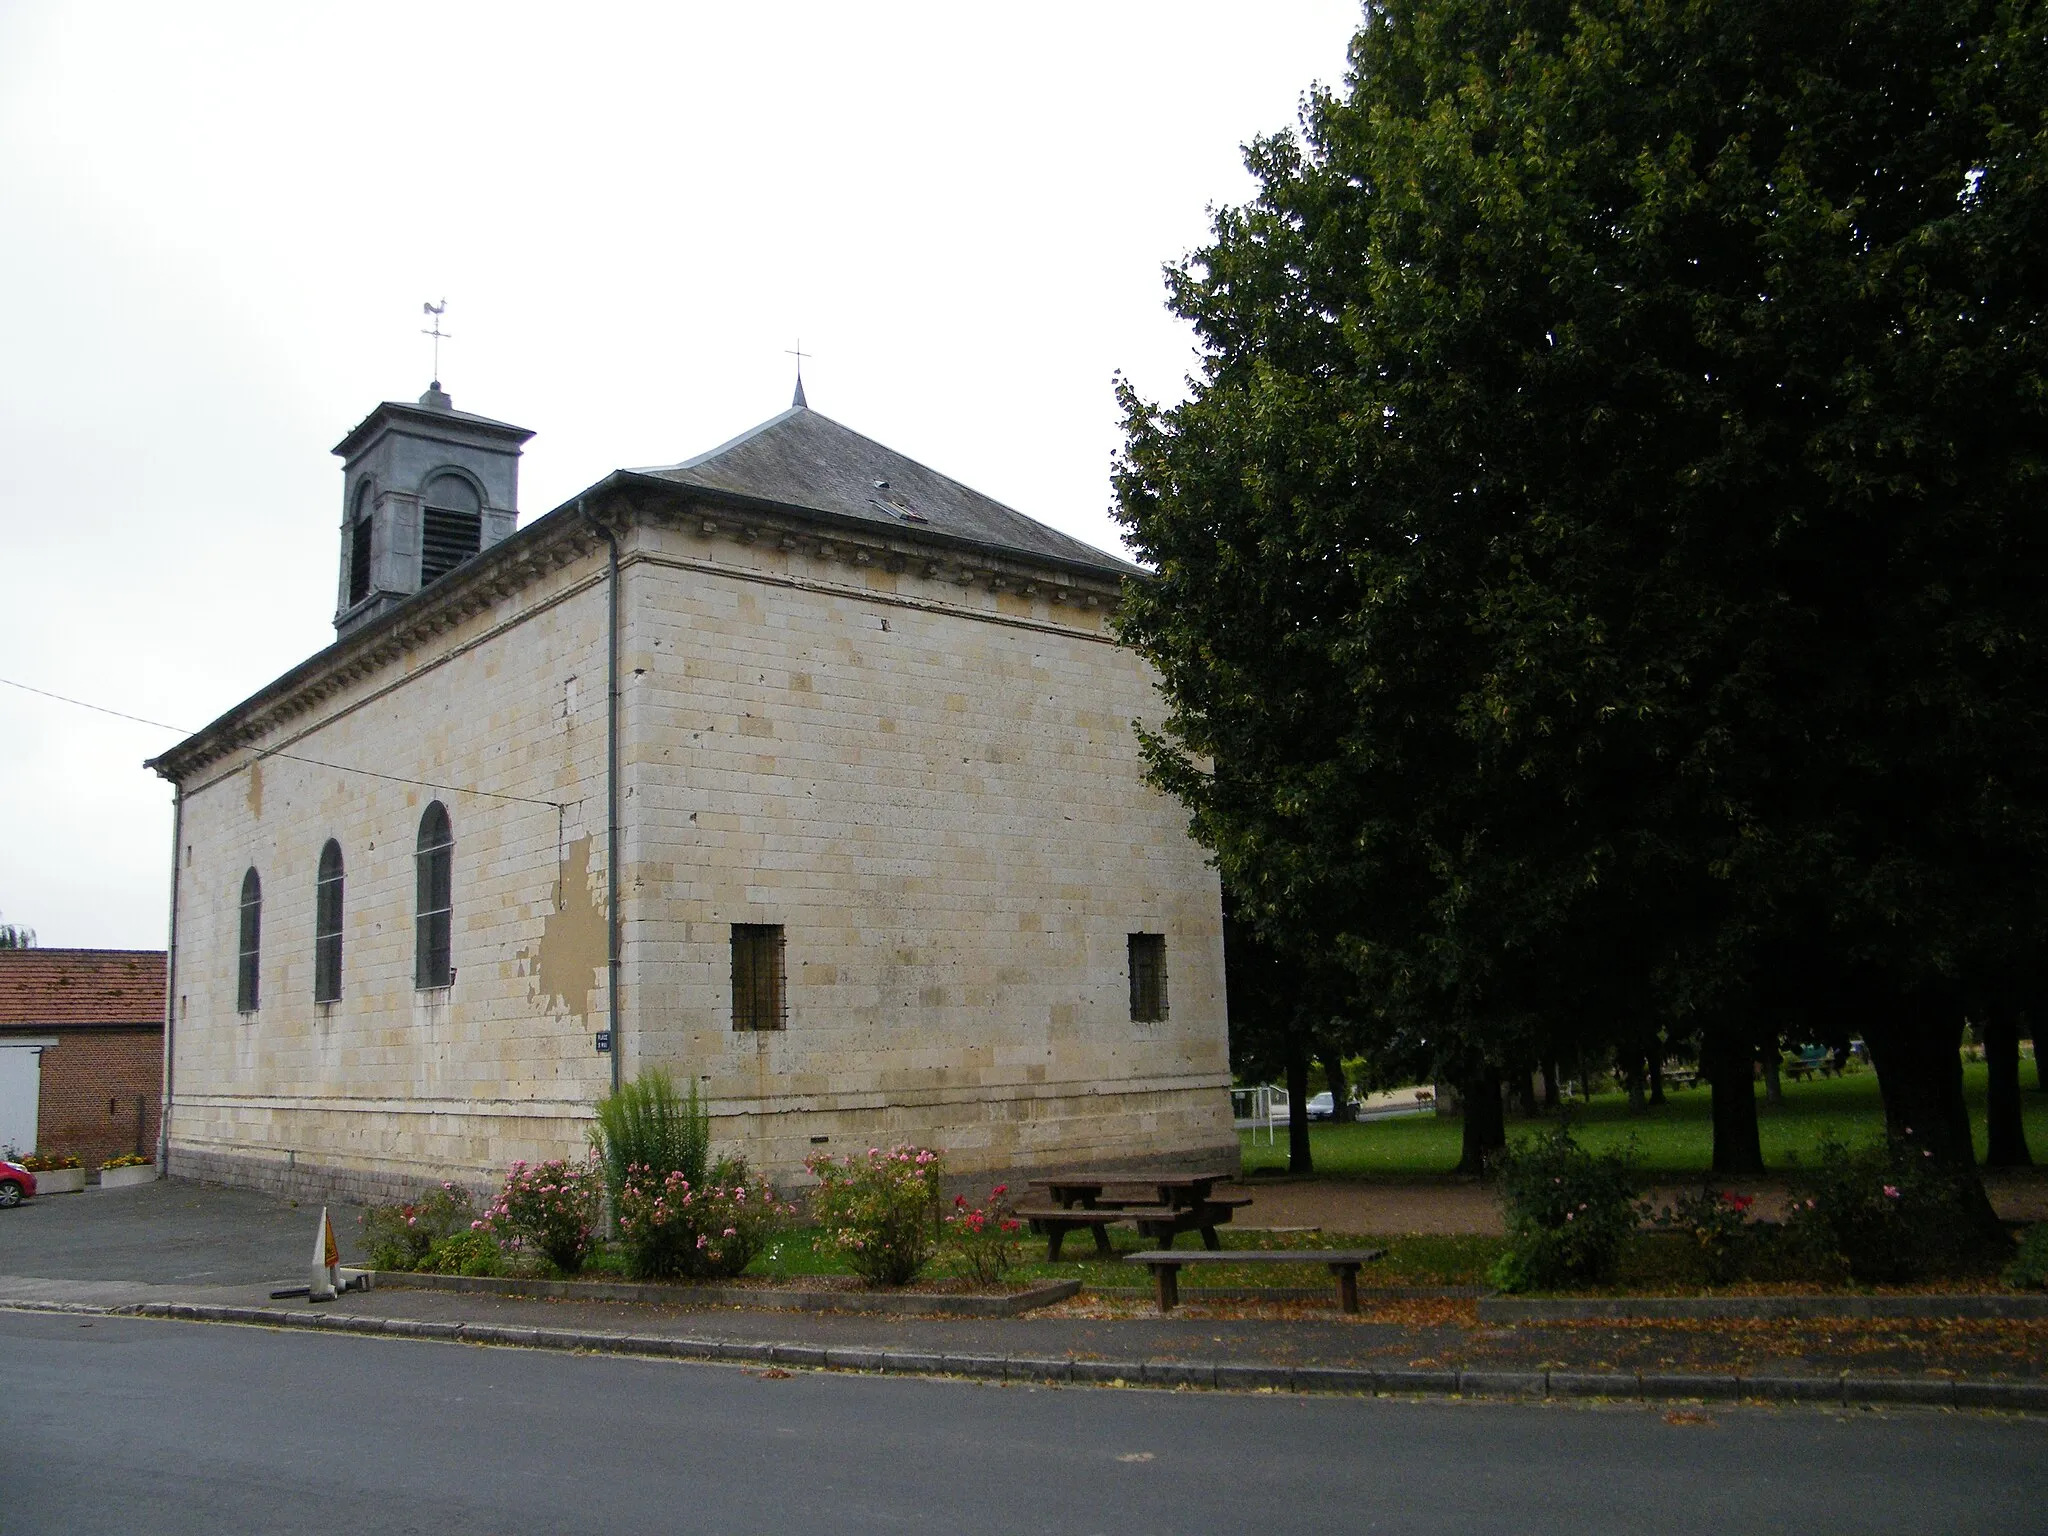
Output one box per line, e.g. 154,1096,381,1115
166,506,1233,1197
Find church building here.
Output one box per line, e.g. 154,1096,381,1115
146,379,1233,1204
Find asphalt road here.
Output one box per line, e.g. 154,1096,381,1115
4,1313,2043,1536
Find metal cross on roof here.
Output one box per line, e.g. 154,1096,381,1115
422,299,452,387
786,339,812,408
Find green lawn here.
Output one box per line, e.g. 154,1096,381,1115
746,1223,1501,1289
1238,1060,2048,1178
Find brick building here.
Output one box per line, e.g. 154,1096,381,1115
0,949,165,1171
144,380,1232,1205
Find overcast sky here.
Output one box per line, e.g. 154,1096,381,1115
0,2,1359,950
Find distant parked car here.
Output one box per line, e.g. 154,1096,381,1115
0,1158,36,1207
1306,1092,1336,1121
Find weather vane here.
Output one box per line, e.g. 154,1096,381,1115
422,299,452,386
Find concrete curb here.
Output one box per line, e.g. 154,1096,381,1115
1478,1293,2048,1323
7,1297,2043,1411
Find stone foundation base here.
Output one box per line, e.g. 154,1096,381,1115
169,1136,1245,1214
166,1145,489,1210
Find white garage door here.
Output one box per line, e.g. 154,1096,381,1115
0,1045,43,1159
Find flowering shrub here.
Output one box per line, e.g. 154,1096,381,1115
1641,1186,1756,1285
481,1158,604,1275
360,1183,479,1272
943,1184,1023,1288
1785,1130,1990,1283
20,1152,81,1172
615,1156,795,1280
1488,1125,1638,1293
805,1144,944,1286
100,1153,152,1170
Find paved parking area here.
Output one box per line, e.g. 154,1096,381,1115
0,1176,364,1286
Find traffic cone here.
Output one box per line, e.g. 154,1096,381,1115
309,1205,340,1302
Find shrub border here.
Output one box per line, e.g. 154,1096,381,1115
368,1270,1081,1318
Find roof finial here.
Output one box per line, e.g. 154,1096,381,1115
421,299,452,407
786,338,811,409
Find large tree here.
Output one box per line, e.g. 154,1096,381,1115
1115,0,2048,1221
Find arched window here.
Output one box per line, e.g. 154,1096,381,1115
347,481,374,607
415,802,454,989
236,868,262,1013
314,840,344,1003
420,473,483,587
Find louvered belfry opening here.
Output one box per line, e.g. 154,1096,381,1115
420,473,483,587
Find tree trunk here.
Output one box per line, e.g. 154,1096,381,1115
1983,1008,2033,1169
1625,1054,1646,1115
1761,1034,1783,1107
1456,1064,1505,1175
1542,1058,1560,1112
1511,1063,1539,1118
1285,1039,1314,1176
1862,993,2003,1238
1317,1047,1356,1124
1648,1051,1666,1108
1705,1022,1765,1175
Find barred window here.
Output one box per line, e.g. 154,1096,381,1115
731,924,786,1031
415,802,453,989
314,839,344,1003
1128,933,1167,1023
236,867,262,1013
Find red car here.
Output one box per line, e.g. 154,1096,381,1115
0,1159,36,1207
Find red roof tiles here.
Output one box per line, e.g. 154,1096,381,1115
0,949,166,1028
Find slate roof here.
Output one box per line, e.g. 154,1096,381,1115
0,950,166,1029
633,406,1137,578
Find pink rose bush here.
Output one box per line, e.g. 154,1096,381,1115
616,1157,794,1280
943,1184,1023,1287
480,1158,604,1275
804,1144,944,1286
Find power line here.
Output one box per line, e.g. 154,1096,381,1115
0,674,566,811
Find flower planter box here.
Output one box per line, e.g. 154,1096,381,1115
97,1163,157,1190
33,1167,85,1195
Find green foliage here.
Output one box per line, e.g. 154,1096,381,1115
0,915,33,950
1785,1131,2003,1284
2004,1224,2048,1289
359,1183,479,1272
590,1070,710,1203
804,1145,943,1287
1112,0,2048,1203
417,1228,504,1277
615,1155,795,1281
1488,1125,1639,1292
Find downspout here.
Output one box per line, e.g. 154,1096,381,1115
157,785,182,1177
582,499,624,1097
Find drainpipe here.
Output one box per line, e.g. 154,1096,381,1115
158,785,182,1177
582,499,624,1097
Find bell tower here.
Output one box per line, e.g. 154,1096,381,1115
331,383,535,638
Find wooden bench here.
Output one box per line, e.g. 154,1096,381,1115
1014,1203,1173,1261
1123,1248,1386,1313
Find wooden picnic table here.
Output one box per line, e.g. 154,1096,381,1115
1017,1170,1250,1261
